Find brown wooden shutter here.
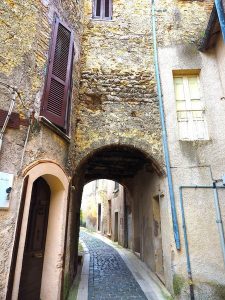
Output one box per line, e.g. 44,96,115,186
41,17,74,129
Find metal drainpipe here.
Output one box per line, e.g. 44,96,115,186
213,182,225,266
179,185,225,300
151,0,180,249
215,0,225,42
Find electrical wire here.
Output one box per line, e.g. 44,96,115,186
0,80,30,111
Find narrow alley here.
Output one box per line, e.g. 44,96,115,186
1,1,225,300
75,230,170,300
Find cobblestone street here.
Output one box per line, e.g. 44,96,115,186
80,231,148,300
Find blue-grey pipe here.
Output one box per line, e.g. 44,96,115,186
179,185,225,300
179,187,194,300
213,182,225,266
151,0,180,250
215,0,225,42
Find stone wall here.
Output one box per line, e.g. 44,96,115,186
71,0,164,170
156,0,213,46
0,0,84,298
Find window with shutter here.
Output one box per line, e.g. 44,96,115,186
93,0,112,20
173,75,208,141
41,16,74,133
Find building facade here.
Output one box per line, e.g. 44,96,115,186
0,0,225,299
81,180,126,246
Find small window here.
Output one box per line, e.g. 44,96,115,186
93,0,112,20
173,75,208,141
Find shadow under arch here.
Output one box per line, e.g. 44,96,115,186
73,143,164,187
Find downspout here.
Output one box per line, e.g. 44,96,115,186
151,0,180,249
179,185,225,300
215,0,225,42
213,182,225,266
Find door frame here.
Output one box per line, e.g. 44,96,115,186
9,160,69,300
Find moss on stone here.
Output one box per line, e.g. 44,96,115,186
173,274,185,296
63,272,71,300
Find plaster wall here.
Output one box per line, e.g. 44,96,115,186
159,44,225,298
81,181,98,231
215,33,225,94
109,184,125,246
96,180,109,235
126,168,173,289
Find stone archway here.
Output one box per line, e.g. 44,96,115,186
11,161,69,300
65,144,168,292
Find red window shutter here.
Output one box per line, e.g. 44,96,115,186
41,17,74,129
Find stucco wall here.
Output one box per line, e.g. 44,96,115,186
159,42,225,298
215,33,225,94
108,183,125,246
126,168,173,289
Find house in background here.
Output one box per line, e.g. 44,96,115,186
81,180,128,247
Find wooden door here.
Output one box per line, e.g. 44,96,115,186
18,177,51,300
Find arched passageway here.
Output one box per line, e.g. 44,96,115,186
64,145,169,297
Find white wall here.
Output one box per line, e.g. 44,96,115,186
159,42,225,298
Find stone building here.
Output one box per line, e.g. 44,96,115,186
0,0,224,299
81,180,126,246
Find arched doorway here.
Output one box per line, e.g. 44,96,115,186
65,145,167,291
11,161,69,300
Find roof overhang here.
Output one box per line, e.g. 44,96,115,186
199,1,225,51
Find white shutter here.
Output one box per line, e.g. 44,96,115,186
174,75,208,140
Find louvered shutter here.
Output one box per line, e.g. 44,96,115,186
41,17,74,129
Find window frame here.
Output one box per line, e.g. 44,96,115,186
173,74,209,141
92,0,113,20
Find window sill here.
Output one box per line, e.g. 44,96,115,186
90,18,115,22
179,138,211,143
39,116,71,143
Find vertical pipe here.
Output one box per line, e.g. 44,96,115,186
151,0,180,249
179,187,195,300
215,0,225,42
213,182,225,266
179,185,225,299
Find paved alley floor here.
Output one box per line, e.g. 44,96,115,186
80,231,148,300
